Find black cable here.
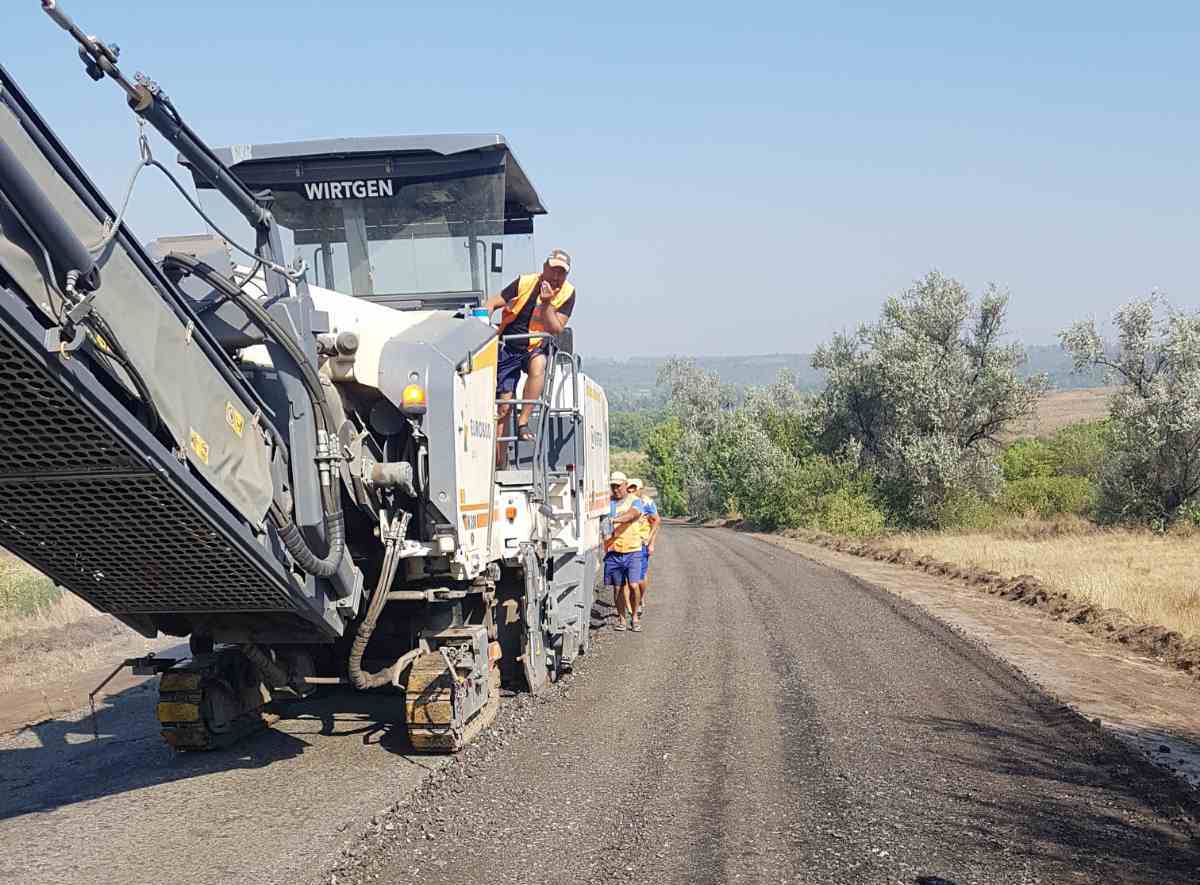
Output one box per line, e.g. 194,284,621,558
86,313,162,434
145,159,297,281
163,252,348,578
161,252,332,432
0,185,160,433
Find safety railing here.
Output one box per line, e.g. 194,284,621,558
495,332,585,539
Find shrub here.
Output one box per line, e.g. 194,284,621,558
1044,420,1111,481
1000,421,1112,483
0,568,59,618
1001,438,1056,481
812,487,886,536
931,488,1002,530
1000,475,1094,518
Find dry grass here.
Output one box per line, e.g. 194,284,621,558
891,517,1200,640
1008,387,1115,439
0,552,99,644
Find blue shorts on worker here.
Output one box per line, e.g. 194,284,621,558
605,547,649,584
603,550,640,587
497,342,548,396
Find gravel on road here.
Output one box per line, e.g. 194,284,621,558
3,524,1197,885
326,524,1200,885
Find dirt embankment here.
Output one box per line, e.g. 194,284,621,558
0,617,132,674
775,529,1200,680
0,614,175,732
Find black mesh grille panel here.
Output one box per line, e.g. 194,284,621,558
0,333,137,472
0,327,297,614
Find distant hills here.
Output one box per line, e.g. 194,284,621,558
586,344,1107,411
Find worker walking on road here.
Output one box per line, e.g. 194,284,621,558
487,249,576,464
604,472,646,632
626,478,659,618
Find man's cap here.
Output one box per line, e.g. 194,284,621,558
627,477,643,489
545,248,571,272
609,471,628,484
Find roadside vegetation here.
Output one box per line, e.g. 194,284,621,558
636,273,1200,639
0,553,96,644
890,519,1200,640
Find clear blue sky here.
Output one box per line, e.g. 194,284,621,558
4,1,1198,358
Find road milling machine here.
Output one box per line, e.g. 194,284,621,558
0,2,611,752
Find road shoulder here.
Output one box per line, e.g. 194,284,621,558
756,532,1200,791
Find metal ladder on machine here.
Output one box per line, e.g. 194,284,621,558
495,332,586,540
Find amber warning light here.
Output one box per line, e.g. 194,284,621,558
401,384,427,416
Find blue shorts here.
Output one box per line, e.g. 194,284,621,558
604,551,639,587
497,343,548,395
638,545,650,581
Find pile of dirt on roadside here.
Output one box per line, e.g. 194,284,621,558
778,528,1200,681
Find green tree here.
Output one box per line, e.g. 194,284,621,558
812,271,1047,527
655,359,738,516
608,410,657,451
1061,296,1200,524
644,417,687,517
743,369,819,461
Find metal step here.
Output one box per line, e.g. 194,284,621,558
495,469,534,487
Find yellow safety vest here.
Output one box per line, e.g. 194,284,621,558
498,274,575,351
637,495,656,544
607,495,645,554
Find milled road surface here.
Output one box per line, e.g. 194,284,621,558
3,524,1198,885
0,671,452,885
331,525,1200,885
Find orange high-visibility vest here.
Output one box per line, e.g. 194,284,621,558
498,274,575,351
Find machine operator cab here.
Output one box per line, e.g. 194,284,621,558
182,134,546,311
174,135,601,572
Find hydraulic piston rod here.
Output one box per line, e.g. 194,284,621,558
41,1,270,232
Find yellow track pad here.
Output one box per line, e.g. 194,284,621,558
160,672,203,691
157,702,201,723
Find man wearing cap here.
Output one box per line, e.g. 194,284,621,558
603,472,646,632
487,249,576,459
626,479,660,617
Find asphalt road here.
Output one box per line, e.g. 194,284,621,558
333,524,1200,885
3,524,1198,885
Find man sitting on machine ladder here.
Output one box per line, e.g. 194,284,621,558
487,249,576,464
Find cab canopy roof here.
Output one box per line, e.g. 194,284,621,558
181,133,546,233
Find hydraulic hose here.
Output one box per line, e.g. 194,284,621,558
163,252,347,577
161,252,332,431
347,532,405,690
240,643,293,691
269,502,344,579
